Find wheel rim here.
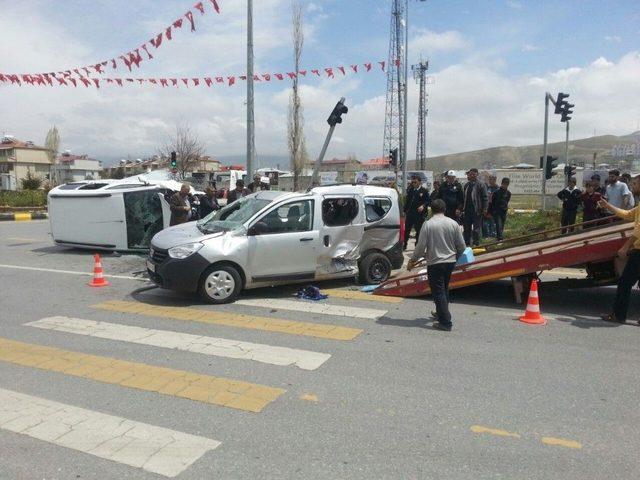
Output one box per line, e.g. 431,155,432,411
204,270,235,300
369,260,390,282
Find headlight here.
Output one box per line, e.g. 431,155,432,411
168,242,203,259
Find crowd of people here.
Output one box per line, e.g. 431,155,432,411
404,169,512,250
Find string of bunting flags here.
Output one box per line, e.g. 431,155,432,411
0,61,393,88
15,0,221,79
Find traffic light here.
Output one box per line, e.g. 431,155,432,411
170,151,177,168
389,148,398,167
541,155,558,180
561,103,574,123
554,92,569,114
327,99,348,127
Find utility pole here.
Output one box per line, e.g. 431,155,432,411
412,59,429,170
246,0,255,178
541,92,550,210
564,120,570,186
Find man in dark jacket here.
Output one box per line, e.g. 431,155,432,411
403,174,430,250
169,184,192,226
199,186,220,218
227,180,251,204
490,178,511,241
437,171,464,221
462,168,489,247
557,177,582,233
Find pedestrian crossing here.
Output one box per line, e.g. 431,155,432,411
1,288,401,477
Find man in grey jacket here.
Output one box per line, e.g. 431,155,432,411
462,168,489,247
408,199,466,331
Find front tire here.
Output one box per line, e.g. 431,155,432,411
199,264,242,304
358,252,392,285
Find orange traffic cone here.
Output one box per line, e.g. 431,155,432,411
88,254,110,287
519,279,546,325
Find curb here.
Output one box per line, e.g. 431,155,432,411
0,212,48,222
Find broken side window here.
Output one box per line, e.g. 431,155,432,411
322,198,358,227
253,200,314,235
364,197,392,222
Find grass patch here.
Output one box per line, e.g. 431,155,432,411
503,209,561,239
0,190,47,207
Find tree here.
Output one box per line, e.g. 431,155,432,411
288,0,308,191
44,125,60,185
160,124,205,180
21,170,42,190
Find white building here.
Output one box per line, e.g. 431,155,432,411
53,152,103,184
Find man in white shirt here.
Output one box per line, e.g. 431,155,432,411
408,199,466,331
606,169,634,210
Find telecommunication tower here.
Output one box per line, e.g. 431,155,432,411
383,0,407,169
412,60,429,170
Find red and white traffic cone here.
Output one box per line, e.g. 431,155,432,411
88,254,110,287
519,278,546,325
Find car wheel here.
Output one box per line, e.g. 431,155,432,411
358,252,392,285
199,264,242,304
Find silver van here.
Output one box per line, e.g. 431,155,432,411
146,185,404,303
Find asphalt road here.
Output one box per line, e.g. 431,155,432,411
0,220,639,479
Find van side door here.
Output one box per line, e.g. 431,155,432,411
246,199,319,282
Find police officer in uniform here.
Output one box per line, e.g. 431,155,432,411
403,174,430,250
436,170,464,222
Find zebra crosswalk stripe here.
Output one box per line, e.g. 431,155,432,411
235,298,387,319
26,316,331,371
0,388,220,478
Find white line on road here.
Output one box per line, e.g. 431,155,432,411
236,298,388,320
27,316,331,371
0,388,220,478
0,263,145,281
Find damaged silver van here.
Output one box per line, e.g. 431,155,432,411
147,185,404,303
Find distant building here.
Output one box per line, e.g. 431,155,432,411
306,157,361,173
53,151,103,184
0,136,52,190
361,157,391,170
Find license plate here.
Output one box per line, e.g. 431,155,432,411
146,260,155,273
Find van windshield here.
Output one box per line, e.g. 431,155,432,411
197,197,271,234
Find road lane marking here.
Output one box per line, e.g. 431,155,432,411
470,425,521,438
94,300,363,341
0,388,220,478
0,264,145,281
321,288,404,304
300,393,318,402
0,337,284,413
541,437,583,449
27,317,331,371
235,298,387,319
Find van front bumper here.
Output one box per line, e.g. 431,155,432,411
147,248,210,292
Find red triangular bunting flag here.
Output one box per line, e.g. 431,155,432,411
365,63,372,72
173,18,183,29
287,72,297,79
92,79,100,88
115,79,123,87
351,65,358,73
106,79,114,84
182,78,189,86
151,33,163,48
204,77,213,87
262,74,271,81
111,59,117,69
275,73,284,80
185,11,195,31
126,78,134,82
43,74,53,86
338,66,346,75
165,26,173,40
142,44,153,60
56,77,67,86
94,64,104,73
394,58,400,66
299,70,307,76
311,69,320,76
239,75,247,80
119,55,132,71
82,67,91,76
253,75,260,81
148,79,157,84
228,76,236,86
325,68,334,78
21,75,33,85
192,78,200,86
136,78,145,84
194,2,205,14
215,77,224,83
74,68,82,76
160,78,169,87
80,78,91,87
379,61,386,71
68,78,77,87
209,0,220,13
171,78,178,86
101,61,108,67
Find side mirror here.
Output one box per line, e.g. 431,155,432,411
247,222,268,236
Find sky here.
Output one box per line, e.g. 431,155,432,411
1,0,639,168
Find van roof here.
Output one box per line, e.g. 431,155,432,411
310,184,396,196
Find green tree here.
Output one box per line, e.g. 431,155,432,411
21,171,43,190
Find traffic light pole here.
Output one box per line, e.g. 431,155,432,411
564,120,570,187
541,92,550,211
309,125,336,189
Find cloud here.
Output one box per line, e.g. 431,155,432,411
522,44,540,52
409,29,469,56
507,1,523,9
605,35,622,43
